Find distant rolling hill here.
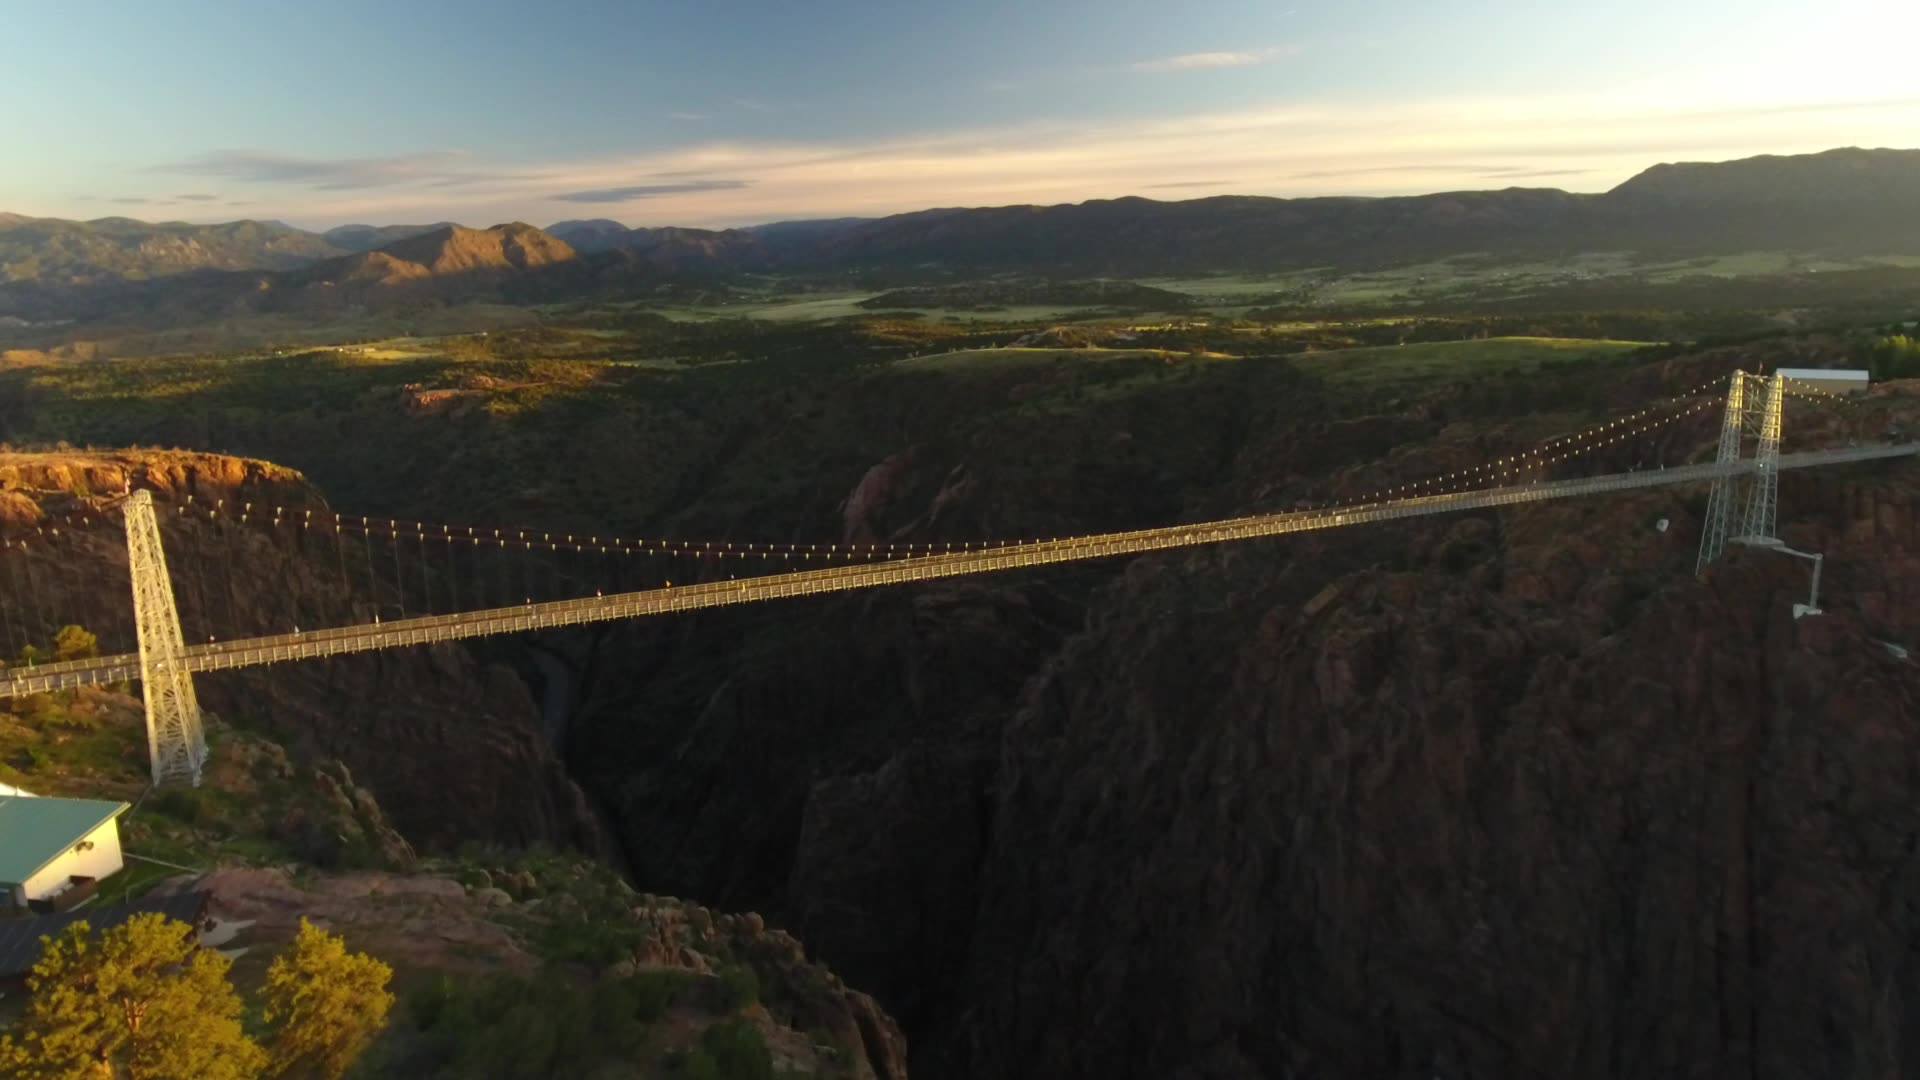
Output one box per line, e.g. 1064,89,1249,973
292,223,578,290
794,147,1920,273
0,214,342,284
544,218,636,253
556,148,1920,275
3,147,1917,294
548,220,775,271
321,222,458,253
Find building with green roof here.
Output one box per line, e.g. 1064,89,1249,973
0,794,130,911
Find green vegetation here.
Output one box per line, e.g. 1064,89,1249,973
679,1018,776,1080
0,913,267,1080
263,919,397,1080
0,691,412,891
859,278,1196,313
400,969,682,1078
1290,336,1650,390
895,345,1181,370
1862,333,1920,381
717,961,761,1011
51,623,98,661
0,915,391,1080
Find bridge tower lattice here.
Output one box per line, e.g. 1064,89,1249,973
124,489,205,787
1739,371,1787,544
1696,370,1752,575
1697,370,1789,576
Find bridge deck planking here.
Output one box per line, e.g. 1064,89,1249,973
4,443,1912,699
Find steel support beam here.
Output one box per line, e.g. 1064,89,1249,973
1696,370,1751,575
1738,372,1786,544
124,490,205,787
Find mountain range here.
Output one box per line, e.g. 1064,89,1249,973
4,147,1918,294
297,222,577,288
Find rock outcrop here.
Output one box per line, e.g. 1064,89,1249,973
937,455,1920,1078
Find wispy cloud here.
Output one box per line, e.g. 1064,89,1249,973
109,196,151,205
175,193,219,201
553,179,753,203
1133,47,1296,73
160,149,480,190
1483,167,1593,179
1289,163,1509,180
111,91,1920,230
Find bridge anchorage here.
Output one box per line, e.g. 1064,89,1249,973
2,366,1904,788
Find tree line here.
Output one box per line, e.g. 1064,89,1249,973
1,915,392,1080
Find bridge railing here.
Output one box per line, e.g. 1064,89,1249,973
3,443,1912,699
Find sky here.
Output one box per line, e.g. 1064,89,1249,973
3,0,1917,230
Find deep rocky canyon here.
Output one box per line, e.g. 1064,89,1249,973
6,338,1920,1077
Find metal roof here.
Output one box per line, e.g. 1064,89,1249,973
0,890,210,979
0,796,130,886
1778,368,1870,394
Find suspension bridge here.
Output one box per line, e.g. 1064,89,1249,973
0,368,1907,787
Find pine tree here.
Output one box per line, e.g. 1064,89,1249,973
0,913,268,1080
261,919,395,1079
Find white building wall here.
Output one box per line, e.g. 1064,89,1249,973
19,819,125,902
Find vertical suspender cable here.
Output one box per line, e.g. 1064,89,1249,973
183,504,216,643
527,536,538,604
0,540,21,659
218,502,243,639
71,517,115,651
519,532,533,604
45,526,72,642
360,517,379,620
272,507,293,631
20,538,46,652
51,522,80,646
499,526,514,607
334,516,351,627
390,521,407,618
300,509,316,630
515,531,527,604
444,528,459,615
418,526,432,615
48,526,81,642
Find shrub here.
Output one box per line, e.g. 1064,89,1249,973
717,961,760,1011
152,786,211,825
404,970,654,1078
1863,334,1920,380
625,968,691,1022
699,1018,774,1080
52,625,98,662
